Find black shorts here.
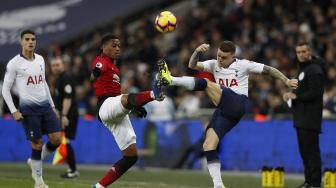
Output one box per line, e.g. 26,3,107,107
22,109,61,141
64,113,79,140
207,87,248,140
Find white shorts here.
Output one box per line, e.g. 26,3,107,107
98,95,136,151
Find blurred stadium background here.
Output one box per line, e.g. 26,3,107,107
0,0,335,187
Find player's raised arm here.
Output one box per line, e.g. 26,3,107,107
262,65,298,89
188,43,209,71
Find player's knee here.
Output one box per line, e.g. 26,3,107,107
203,140,217,151
206,80,217,90
125,93,137,109
120,94,128,108
31,140,43,150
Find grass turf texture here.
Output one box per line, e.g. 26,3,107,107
0,163,304,188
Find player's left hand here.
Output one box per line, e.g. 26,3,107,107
286,79,298,89
132,107,147,118
53,107,60,119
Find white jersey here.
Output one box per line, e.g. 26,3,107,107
202,58,264,96
1,53,54,115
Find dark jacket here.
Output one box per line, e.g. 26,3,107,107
54,72,78,116
292,57,325,132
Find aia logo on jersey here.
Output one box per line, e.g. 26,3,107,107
27,75,43,85
218,78,238,87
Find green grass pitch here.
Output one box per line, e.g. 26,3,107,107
0,163,304,188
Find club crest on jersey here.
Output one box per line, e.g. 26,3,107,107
113,74,120,84
218,78,238,87
27,75,43,85
96,62,103,68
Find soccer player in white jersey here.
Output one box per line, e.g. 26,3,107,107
1,30,61,188
157,41,298,188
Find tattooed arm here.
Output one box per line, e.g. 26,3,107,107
262,65,298,89
188,44,209,71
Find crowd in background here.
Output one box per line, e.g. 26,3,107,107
1,0,336,120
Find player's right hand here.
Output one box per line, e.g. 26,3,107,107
196,43,210,53
12,111,23,121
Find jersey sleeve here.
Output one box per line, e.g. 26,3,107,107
91,58,105,78
201,59,216,73
1,61,18,113
242,59,264,74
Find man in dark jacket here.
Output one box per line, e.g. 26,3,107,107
283,42,325,188
50,57,80,178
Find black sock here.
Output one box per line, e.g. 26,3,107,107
205,150,219,163
193,78,207,91
66,143,76,172
114,156,138,176
31,149,42,160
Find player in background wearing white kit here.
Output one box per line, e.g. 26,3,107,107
1,30,61,188
157,41,298,188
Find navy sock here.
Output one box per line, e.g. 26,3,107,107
205,150,219,163
31,149,42,160
193,78,207,91
46,141,59,151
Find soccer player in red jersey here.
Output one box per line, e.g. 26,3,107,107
91,34,164,188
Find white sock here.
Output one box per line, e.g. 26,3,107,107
41,144,53,160
95,183,105,188
172,76,195,90
31,159,43,184
207,162,224,188
150,91,155,99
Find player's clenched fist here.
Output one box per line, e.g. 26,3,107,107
195,43,210,53
286,79,298,89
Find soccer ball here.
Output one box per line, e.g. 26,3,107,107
155,11,177,33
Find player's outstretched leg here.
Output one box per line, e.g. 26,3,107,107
157,59,207,91
122,79,164,111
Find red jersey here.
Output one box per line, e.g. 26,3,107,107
91,54,121,97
